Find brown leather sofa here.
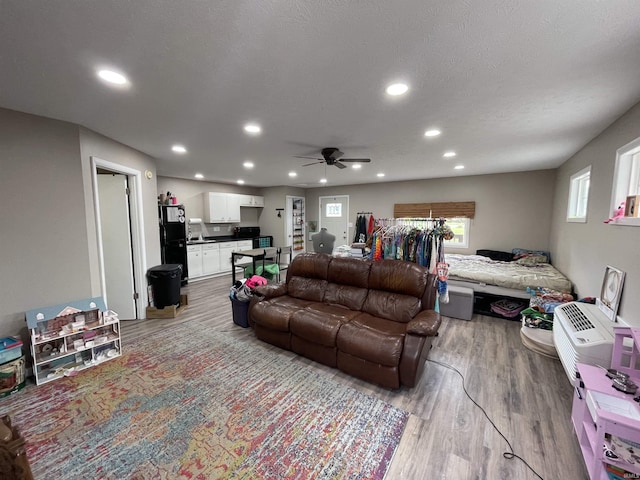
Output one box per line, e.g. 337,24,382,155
248,253,441,389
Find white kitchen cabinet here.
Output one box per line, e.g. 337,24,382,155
239,195,264,207
218,241,237,273
202,243,220,275
203,192,241,223
187,244,203,279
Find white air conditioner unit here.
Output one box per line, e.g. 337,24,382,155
553,302,615,384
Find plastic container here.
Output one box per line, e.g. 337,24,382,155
0,337,23,364
230,298,250,328
0,355,26,397
147,264,182,308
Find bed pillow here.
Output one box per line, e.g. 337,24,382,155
476,249,514,262
515,254,549,265
512,248,550,264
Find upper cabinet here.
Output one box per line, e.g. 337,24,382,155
238,194,264,207
202,193,264,223
203,192,241,223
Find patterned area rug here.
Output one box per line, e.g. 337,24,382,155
7,325,408,479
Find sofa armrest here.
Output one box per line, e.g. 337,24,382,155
253,283,288,300
407,310,441,336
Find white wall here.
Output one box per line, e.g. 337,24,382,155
0,108,90,340
550,102,640,326
79,127,161,311
0,108,164,339
303,170,557,256
157,176,263,238
260,186,307,247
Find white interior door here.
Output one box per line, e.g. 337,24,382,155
97,174,137,319
319,195,349,250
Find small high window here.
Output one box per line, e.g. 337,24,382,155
610,136,640,226
567,166,591,223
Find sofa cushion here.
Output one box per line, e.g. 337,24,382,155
337,314,406,366
290,309,343,347
363,290,421,323
251,300,298,332
327,256,371,288
286,252,331,282
324,284,369,311
368,259,427,298
288,276,328,302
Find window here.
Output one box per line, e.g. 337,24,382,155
325,203,342,217
443,218,470,249
610,136,640,226
567,166,591,223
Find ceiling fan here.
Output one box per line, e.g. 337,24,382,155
294,147,371,169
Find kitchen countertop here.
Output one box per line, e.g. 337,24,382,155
187,236,253,245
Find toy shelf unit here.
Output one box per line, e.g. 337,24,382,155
26,297,121,385
572,328,640,480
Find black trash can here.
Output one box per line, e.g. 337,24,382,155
147,264,182,308
230,298,250,328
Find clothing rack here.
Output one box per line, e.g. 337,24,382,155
356,211,373,215
374,217,446,228
369,217,449,270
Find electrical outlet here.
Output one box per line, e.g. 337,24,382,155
213,226,220,232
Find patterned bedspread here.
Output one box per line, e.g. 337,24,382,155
445,254,572,292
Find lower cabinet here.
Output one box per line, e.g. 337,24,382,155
187,245,203,278
202,243,220,275
188,241,252,279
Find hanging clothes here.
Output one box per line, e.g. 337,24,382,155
365,218,450,274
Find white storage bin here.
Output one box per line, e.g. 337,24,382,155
440,285,474,320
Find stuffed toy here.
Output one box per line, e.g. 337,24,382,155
604,201,625,223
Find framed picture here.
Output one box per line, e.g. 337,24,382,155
597,265,625,321
624,195,640,217
308,221,318,233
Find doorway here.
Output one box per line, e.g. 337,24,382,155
319,195,349,250
91,157,147,320
285,195,305,259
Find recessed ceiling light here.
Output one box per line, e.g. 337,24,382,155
377,173,385,177
97,69,128,85
172,144,187,154
194,173,204,179
386,83,409,96
320,178,327,184
424,129,441,137
443,151,456,158
243,161,254,169
244,123,262,134
351,164,362,169
237,179,245,184
454,165,465,170
288,171,297,177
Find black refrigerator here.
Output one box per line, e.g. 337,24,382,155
159,204,188,284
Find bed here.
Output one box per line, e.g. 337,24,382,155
445,253,573,297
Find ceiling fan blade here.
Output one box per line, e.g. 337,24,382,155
302,160,324,167
294,155,321,160
338,158,371,163
334,161,347,169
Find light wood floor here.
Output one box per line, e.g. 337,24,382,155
123,275,588,480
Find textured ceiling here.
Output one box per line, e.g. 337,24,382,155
1,1,640,188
